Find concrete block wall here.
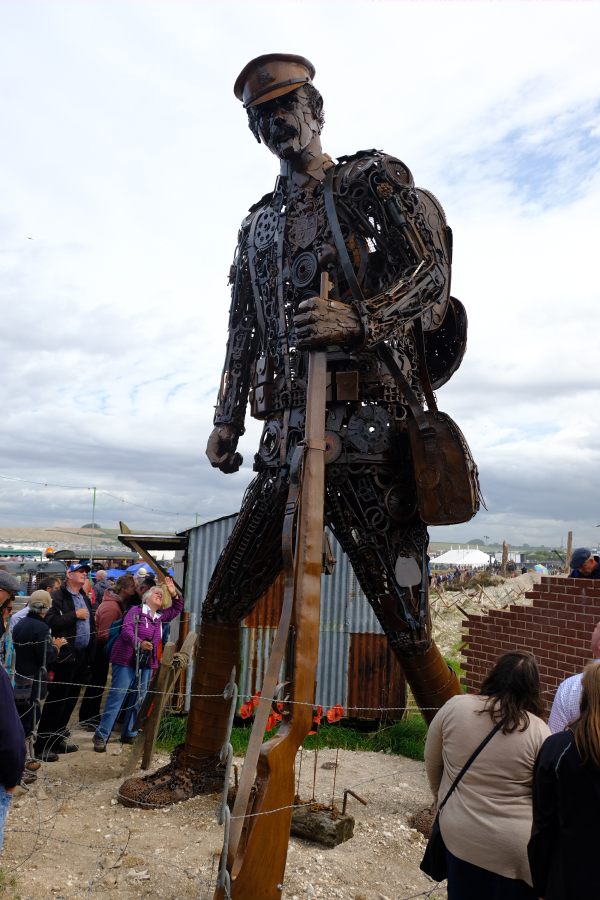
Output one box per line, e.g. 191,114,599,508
462,577,600,712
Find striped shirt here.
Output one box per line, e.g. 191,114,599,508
548,660,600,733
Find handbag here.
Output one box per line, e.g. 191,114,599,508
378,342,482,526
406,407,481,525
137,647,152,670
420,721,502,881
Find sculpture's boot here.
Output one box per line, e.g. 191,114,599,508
118,620,240,808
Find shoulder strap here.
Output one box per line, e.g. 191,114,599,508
437,720,503,813
324,165,438,415
412,316,438,413
323,164,365,302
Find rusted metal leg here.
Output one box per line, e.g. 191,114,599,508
185,620,241,768
399,642,460,724
117,621,240,808
325,476,460,722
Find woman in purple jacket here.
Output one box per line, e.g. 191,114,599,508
93,577,183,751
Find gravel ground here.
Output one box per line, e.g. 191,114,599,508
2,573,545,899
3,732,445,899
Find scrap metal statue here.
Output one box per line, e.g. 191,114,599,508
120,53,481,894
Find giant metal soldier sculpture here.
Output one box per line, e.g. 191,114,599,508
120,54,480,824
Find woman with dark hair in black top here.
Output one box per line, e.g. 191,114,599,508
528,661,600,899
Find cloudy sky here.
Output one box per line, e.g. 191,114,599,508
1,0,599,548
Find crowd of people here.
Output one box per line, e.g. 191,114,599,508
2,548,600,897
0,561,183,855
424,612,600,899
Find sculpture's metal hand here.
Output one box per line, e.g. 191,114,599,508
206,424,243,473
294,295,363,348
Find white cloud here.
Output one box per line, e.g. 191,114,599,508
0,0,599,548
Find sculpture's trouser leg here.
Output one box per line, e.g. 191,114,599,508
184,472,290,770
185,620,240,766
325,463,461,722
400,646,460,725
119,452,457,806
118,473,289,806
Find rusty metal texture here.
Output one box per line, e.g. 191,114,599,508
183,516,403,719
346,633,407,721
238,625,281,705
243,572,284,627
125,54,472,900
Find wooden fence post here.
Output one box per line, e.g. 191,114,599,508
123,632,197,777
565,531,573,574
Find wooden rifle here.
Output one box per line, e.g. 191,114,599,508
214,273,330,898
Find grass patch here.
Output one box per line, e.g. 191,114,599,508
371,714,427,760
302,724,374,752
446,655,466,684
156,714,187,749
156,713,427,761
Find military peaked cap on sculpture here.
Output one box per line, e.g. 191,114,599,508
234,53,315,108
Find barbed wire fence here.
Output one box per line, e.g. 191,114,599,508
3,588,560,900
2,655,451,900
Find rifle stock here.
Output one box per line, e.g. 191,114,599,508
215,274,330,899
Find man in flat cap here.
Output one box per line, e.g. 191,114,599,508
35,563,96,758
570,547,600,578
121,53,478,806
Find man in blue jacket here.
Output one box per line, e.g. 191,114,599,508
35,564,96,759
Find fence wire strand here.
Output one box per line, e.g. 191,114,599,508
1,682,444,900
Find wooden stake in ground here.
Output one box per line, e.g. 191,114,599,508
565,531,573,574
123,632,197,777
501,541,509,577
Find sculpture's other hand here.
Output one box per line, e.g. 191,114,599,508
206,424,243,474
294,296,363,348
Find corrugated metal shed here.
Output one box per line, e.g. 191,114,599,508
184,514,406,722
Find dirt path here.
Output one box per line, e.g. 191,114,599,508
3,726,445,900
5,575,544,897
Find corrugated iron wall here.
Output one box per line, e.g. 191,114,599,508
184,515,405,721
185,514,237,607
347,634,407,721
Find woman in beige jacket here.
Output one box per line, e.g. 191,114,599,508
424,650,550,899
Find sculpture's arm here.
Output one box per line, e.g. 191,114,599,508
295,173,452,351
355,187,453,347
207,238,258,473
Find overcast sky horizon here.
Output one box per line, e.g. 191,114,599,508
1,1,599,550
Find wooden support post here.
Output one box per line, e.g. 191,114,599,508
171,610,190,713
565,531,573,574
122,632,197,778
501,541,508,577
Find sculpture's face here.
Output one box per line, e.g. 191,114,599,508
254,86,320,160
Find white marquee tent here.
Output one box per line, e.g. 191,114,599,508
431,547,492,568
